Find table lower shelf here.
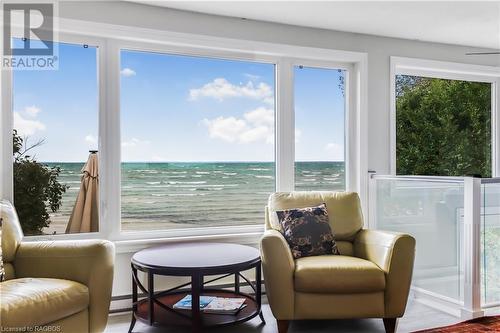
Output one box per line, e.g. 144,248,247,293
135,290,260,328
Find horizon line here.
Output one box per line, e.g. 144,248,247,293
40,160,346,163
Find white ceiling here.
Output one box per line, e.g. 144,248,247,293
132,1,500,50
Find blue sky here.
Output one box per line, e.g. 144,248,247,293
13,42,98,162
13,43,345,162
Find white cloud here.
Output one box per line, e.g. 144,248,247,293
121,137,150,148
203,116,248,143
203,107,274,144
120,68,136,77
13,112,45,136
244,73,261,81
239,125,273,144
243,107,274,127
85,134,97,144
325,143,344,161
24,105,41,117
189,78,274,104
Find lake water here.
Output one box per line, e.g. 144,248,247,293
45,161,345,233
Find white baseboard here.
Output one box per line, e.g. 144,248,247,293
411,288,462,317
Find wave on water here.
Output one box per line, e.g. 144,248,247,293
193,187,223,191
49,162,345,230
131,169,159,174
151,193,206,197
146,183,236,189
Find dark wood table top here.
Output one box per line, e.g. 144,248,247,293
132,242,260,274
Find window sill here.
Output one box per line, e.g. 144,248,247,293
23,224,265,254
113,230,264,254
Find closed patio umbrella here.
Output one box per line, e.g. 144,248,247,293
66,151,99,233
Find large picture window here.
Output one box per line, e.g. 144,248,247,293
120,50,275,231
294,65,346,191
11,40,99,236
2,29,365,241
395,75,492,177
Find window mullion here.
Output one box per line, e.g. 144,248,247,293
275,59,295,192
101,40,121,240
1,65,13,201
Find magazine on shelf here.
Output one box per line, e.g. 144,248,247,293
172,295,216,310
203,297,247,314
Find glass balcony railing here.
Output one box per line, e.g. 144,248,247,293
481,179,500,306
368,175,500,317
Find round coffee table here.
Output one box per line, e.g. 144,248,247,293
128,242,264,332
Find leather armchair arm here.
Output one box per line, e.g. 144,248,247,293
260,229,295,319
14,239,115,333
354,229,415,318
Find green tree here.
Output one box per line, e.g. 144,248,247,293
13,130,69,235
396,75,491,177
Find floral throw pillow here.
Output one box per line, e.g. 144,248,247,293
276,203,340,259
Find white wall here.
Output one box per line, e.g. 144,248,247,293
55,1,500,301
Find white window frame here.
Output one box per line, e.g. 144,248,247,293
1,33,108,241
390,56,500,177
113,41,280,241
1,17,369,246
288,59,354,192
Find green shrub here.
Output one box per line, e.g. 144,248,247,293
13,130,68,235
396,76,491,177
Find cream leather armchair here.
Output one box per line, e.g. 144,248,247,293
260,192,415,333
0,200,114,333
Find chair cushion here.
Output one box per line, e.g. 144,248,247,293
268,192,364,241
0,277,89,327
294,255,386,293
